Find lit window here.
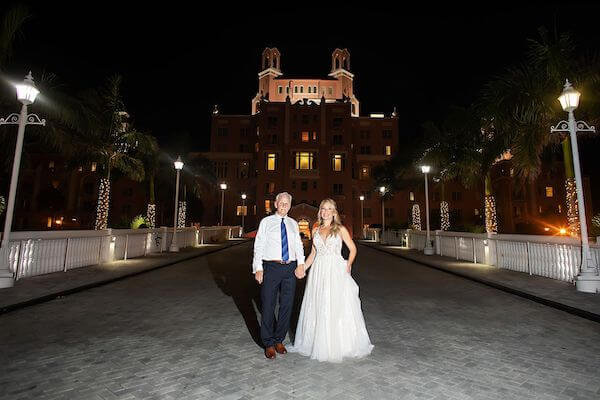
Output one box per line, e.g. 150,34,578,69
385,145,391,155
295,152,315,170
48,161,55,169
409,192,415,201
266,153,277,170
360,166,370,179
265,200,272,213
301,131,309,142
255,143,259,152
332,154,344,171
312,131,317,140
91,162,97,172
558,204,562,213
545,186,553,197
474,209,479,216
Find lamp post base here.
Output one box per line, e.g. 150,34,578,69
0,271,14,288
424,246,434,256
169,244,179,252
0,248,14,288
575,272,600,293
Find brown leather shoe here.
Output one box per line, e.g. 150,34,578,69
264,346,276,359
275,343,287,354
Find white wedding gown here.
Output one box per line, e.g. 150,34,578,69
289,231,374,362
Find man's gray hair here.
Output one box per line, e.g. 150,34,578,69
275,192,292,204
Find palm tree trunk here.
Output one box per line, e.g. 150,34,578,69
146,173,156,229
485,173,498,233
439,180,450,230
94,160,112,230
562,137,579,235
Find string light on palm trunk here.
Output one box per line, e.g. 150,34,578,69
440,201,450,231
95,178,110,230
565,178,579,235
178,201,186,228
412,204,421,230
146,204,156,229
485,195,497,233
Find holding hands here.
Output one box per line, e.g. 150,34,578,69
295,264,306,279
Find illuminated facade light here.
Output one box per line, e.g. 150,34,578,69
95,178,110,230
412,204,421,230
440,201,450,231
485,195,498,233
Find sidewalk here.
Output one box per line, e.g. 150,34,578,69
360,241,600,323
0,239,249,314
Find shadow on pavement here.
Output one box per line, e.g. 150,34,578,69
208,241,310,349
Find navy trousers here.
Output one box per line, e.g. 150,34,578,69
260,261,297,348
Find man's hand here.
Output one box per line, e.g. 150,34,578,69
295,264,306,279
255,271,264,284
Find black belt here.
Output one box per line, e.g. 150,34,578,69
264,260,295,265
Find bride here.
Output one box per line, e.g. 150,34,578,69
290,198,374,362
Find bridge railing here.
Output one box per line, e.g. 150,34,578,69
380,229,600,283
0,226,241,280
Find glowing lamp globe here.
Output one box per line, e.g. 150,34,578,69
359,195,365,201
421,165,431,174
241,194,247,200
379,186,386,194
558,80,580,112
174,156,184,170
16,72,40,105
220,183,227,190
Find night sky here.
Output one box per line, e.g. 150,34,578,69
4,1,600,155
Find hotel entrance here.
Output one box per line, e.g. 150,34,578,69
298,219,311,239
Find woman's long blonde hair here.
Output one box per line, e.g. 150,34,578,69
317,198,342,236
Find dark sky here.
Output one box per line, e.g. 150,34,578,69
4,2,600,153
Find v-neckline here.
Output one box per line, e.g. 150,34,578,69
318,227,332,243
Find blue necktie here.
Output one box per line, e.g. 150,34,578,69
281,218,289,262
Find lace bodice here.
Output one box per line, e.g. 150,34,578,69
314,230,343,258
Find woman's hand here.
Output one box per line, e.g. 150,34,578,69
346,262,352,274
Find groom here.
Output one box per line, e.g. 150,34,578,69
253,192,305,359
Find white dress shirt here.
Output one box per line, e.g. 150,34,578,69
252,214,305,273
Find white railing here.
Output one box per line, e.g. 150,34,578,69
380,229,600,283
0,226,241,280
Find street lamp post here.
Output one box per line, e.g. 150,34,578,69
220,183,227,226
0,72,45,288
379,186,386,243
551,79,599,293
421,165,434,255
359,195,365,239
241,193,246,234
169,156,184,252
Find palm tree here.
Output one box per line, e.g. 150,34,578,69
421,106,504,232
73,74,158,230
478,27,600,234
0,3,29,72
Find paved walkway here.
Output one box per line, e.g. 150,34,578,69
1,241,600,400
361,241,600,322
0,239,248,313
